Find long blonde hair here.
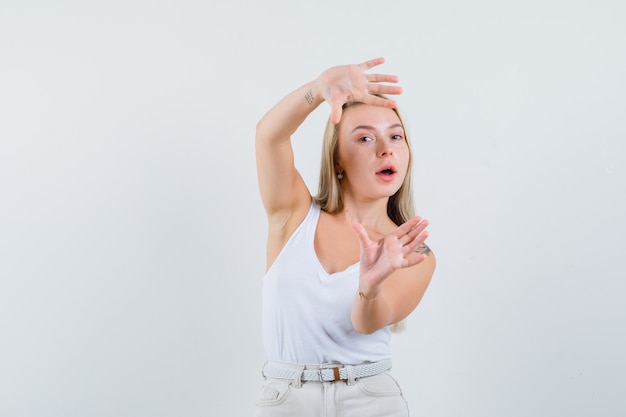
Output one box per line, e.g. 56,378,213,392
313,100,415,333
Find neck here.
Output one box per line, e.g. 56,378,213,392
338,194,390,229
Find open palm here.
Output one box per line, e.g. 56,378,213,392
316,57,403,124
352,216,429,294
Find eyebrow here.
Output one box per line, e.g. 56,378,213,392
351,123,404,133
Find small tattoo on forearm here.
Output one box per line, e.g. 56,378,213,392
414,244,431,256
305,89,314,105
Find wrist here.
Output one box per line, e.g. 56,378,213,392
302,81,324,107
357,285,381,302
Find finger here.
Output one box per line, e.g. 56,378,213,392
362,95,397,109
330,103,343,125
406,219,429,239
397,218,428,249
359,57,385,71
364,95,398,109
351,222,371,248
394,216,424,238
400,230,428,257
368,83,403,96
398,233,411,245
403,231,429,255
366,73,399,84
403,253,427,268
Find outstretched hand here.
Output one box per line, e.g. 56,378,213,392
351,216,429,297
316,57,402,124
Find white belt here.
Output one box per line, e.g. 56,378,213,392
262,359,392,382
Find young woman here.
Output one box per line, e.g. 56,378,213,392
255,57,436,416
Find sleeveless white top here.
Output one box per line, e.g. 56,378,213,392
262,203,391,365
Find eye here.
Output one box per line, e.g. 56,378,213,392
391,134,404,141
358,135,374,142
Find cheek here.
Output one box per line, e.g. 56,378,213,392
396,143,410,162
399,151,411,176
339,146,367,170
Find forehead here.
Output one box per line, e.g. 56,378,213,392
339,104,402,131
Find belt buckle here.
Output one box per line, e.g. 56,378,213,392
318,366,341,382
317,368,325,382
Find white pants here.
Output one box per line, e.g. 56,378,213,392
254,362,410,417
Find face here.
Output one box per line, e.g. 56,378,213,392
335,104,410,201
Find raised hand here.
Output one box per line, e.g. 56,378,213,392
351,216,430,298
315,57,403,124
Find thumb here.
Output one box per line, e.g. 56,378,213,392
330,103,343,125
351,222,370,247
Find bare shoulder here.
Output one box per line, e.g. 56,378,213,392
414,243,434,258
411,243,436,277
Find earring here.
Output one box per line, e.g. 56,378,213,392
337,172,344,180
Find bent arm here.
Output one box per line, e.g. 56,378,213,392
255,81,324,220
351,250,436,334
256,58,401,222
256,58,402,268
350,216,436,334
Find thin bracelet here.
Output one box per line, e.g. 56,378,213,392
358,289,378,302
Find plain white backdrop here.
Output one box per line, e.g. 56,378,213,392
1,1,625,416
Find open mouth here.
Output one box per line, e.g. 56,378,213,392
377,166,397,176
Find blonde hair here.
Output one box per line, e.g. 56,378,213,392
313,100,415,333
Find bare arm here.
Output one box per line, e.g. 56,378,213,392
255,81,322,222
255,58,402,262
350,217,436,334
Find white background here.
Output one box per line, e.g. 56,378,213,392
1,1,625,416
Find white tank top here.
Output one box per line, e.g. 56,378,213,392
262,203,391,365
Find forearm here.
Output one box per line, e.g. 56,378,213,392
255,80,325,145
351,287,394,334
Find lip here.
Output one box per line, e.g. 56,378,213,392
375,164,398,182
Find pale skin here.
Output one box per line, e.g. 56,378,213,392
256,58,436,334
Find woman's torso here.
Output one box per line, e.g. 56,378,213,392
261,203,392,365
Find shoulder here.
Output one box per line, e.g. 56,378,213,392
414,243,434,258
411,243,436,276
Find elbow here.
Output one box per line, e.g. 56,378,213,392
355,326,378,335
255,118,267,143
255,117,282,147
351,318,382,335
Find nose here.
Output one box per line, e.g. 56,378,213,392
378,141,394,157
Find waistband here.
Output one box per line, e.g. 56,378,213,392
262,359,392,383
